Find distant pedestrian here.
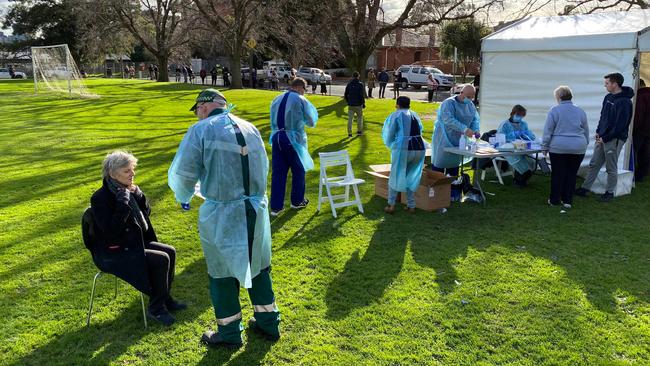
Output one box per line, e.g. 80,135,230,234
200,68,207,85
319,72,327,95
344,71,366,137
393,71,402,99
378,68,389,98
188,66,194,83
251,68,257,88
270,69,279,90
182,66,188,83
153,65,159,81
223,68,230,87
175,66,181,82
210,66,218,86
426,72,438,103
367,68,376,98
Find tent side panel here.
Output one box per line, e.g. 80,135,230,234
482,34,636,53
480,49,636,169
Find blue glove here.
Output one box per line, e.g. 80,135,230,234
180,202,190,210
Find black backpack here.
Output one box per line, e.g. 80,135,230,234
81,207,97,253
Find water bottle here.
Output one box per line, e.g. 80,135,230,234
181,202,190,210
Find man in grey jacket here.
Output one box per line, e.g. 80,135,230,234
576,73,634,202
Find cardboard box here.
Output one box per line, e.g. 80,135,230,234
589,169,633,197
401,169,454,211
366,164,394,200
367,165,454,211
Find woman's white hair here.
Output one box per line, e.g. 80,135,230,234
102,150,137,179
554,85,573,101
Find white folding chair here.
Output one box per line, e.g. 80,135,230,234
317,150,365,218
481,157,513,185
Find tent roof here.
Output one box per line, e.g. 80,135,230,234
483,9,650,52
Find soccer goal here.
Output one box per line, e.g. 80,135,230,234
31,44,96,98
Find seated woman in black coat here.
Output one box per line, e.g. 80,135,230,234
91,151,185,326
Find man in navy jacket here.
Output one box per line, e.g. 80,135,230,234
576,73,634,202
344,71,366,137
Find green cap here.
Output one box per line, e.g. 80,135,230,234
189,88,227,111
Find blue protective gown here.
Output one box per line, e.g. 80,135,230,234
168,110,271,288
269,90,318,170
431,95,480,168
497,118,537,174
382,109,426,192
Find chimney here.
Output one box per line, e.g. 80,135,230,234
428,27,436,47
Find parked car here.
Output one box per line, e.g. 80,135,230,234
397,65,454,90
44,66,71,79
296,67,332,83
270,65,293,82
0,68,26,79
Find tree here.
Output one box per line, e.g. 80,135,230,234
2,0,82,60
2,0,138,66
260,0,339,68
76,0,137,66
192,0,263,89
439,18,491,80
562,0,649,14
326,0,504,81
112,0,192,81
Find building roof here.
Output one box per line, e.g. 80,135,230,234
380,28,434,48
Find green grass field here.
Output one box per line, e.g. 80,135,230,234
0,78,648,365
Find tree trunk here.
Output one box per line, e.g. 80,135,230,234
230,51,242,89
157,55,169,82
347,52,371,82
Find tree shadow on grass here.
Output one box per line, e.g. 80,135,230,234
407,178,650,313
7,259,220,365
316,98,347,119
324,202,411,320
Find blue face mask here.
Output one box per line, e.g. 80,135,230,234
512,115,523,123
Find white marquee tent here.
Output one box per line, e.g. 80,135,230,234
480,9,650,172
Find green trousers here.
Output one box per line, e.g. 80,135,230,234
209,268,280,343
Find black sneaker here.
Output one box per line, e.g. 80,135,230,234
357,131,363,136
348,133,353,138
270,208,284,217
290,199,309,209
165,298,187,312
201,330,242,349
147,309,176,326
574,187,589,197
600,191,614,202
248,318,280,342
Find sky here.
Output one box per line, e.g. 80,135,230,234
0,0,635,36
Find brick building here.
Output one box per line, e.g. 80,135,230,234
367,27,479,75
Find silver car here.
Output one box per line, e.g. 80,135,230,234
0,68,27,79
296,67,332,83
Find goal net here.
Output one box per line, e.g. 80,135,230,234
31,44,97,98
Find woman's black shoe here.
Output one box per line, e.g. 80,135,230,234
165,298,187,312
146,309,176,326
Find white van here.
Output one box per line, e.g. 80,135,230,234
397,65,454,90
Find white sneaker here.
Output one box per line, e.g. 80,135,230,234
562,203,572,209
